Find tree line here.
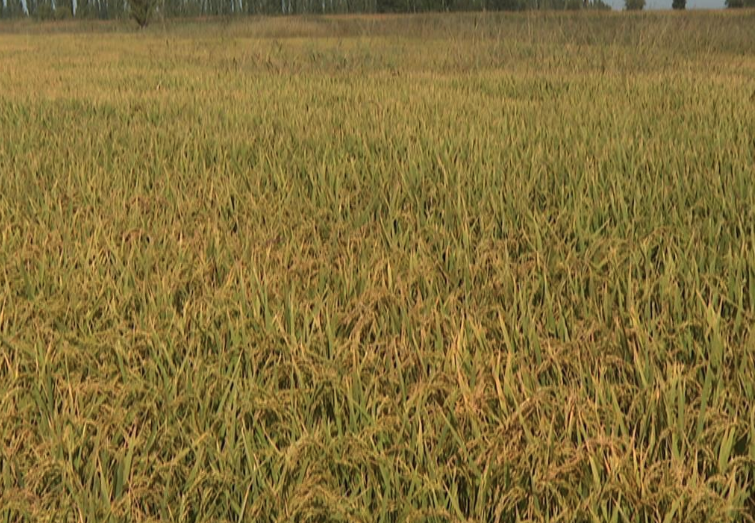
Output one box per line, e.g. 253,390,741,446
0,0,612,21
0,0,751,25
0,0,610,23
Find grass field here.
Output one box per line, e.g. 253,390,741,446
1,11,755,522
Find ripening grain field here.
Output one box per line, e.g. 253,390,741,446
1,12,755,522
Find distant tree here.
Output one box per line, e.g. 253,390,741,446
725,0,744,6
162,0,184,17
672,0,685,8
77,0,98,17
624,0,643,9
56,1,74,17
3,0,25,17
587,0,611,9
107,0,126,17
128,0,157,26
35,0,55,18
376,0,404,11
488,0,520,10
98,0,112,18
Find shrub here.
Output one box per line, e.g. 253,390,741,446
128,0,157,27
589,0,612,9
55,4,73,18
35,0,55,18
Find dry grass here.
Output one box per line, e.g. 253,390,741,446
1,11,755,522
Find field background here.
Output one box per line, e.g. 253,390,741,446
1,11,755,522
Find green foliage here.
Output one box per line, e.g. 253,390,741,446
106,0,127,18
487,0,521,10
1,0,25,17
55,0,74,16
725,0,744,6
76,0,98,18
625,0,644,9
588,0,612,9
34,0,54,18
128,0,156,26
0,0,748,20
672,0,685,7
376,0,406,13
55,4,73,17
1,13,755,523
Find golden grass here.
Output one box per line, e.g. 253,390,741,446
1,11,755,522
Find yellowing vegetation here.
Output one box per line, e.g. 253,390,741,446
1,12,755,522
